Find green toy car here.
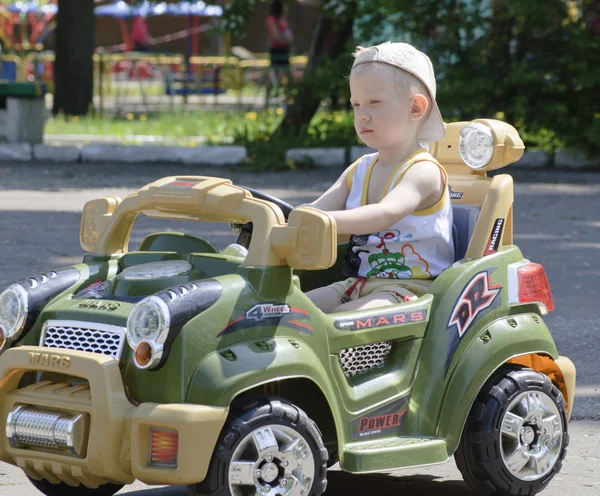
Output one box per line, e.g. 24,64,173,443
0,119,576,496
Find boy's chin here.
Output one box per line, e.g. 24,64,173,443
359,135,377,148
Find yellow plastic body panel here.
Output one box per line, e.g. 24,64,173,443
80,176,337,270
508,353,577,420
0,347,228,487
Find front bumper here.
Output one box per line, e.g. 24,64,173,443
0,346,228,487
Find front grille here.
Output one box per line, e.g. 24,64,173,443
338,341,392,378
41,320,126,360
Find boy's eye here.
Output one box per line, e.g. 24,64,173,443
352,103,360,108
369,99,380,104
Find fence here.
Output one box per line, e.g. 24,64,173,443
1,51,309,115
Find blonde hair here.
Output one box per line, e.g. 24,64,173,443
351,45,432,116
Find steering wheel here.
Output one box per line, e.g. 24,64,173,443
233,186,295,248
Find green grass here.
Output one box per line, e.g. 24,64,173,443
44,108,358,147
45,109,561,156
45,109,287,144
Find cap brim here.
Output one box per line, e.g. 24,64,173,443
417,101,446,143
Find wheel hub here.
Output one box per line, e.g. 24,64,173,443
520,425,535,445
499,390,563,481
228,424,316,495
260,461,280,483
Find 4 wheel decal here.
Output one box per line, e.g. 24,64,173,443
219,305,312,336
246,303,290,321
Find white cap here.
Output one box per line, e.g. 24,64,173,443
352,42,446,142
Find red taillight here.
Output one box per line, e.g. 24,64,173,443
150,428,178,467
517,263,554,313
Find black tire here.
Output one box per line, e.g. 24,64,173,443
27,477,124,496
455,366,569,496
188,396,328,496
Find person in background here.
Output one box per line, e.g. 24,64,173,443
132,14,150,52
264,0,293,106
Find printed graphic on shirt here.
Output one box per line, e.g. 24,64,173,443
349,396,410,440
444,270,502,375
363,231,432,279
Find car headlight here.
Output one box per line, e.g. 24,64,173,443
0,285,28,341
459,121,494,170
126,280,223,370
127,296,170,369
127,296,170,348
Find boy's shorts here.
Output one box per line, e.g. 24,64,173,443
329,277,433,304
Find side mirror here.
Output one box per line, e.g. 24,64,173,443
80,197,122,252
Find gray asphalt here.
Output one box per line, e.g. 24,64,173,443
0,161,599,494
0,420,597,495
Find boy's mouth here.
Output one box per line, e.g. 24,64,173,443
360,129,374,135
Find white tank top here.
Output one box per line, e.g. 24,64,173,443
345,148,454,279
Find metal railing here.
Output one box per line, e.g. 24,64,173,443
2,51,309,114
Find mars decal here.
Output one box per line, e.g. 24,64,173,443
445,270,502,375
219,304,312,336
349,396,410,440
334,309,427,331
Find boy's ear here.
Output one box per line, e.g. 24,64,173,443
409,94,429,121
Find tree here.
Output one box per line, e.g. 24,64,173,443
53,0,95,116
275,0,358,137
224,0,361,140
381,0,600,154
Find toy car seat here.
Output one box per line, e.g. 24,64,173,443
451,205,480,261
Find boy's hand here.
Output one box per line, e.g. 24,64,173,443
327,160,445,235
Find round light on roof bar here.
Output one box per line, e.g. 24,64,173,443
459,122,494,170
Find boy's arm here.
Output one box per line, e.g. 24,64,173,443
327,161,444,235
299,164,353,211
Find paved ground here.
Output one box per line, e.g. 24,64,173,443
0,161,599,494
0,420,597,495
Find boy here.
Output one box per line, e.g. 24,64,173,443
304,42,455,314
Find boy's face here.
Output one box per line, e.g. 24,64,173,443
350,65,415,150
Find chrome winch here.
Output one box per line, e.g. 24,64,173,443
6,405,89,457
